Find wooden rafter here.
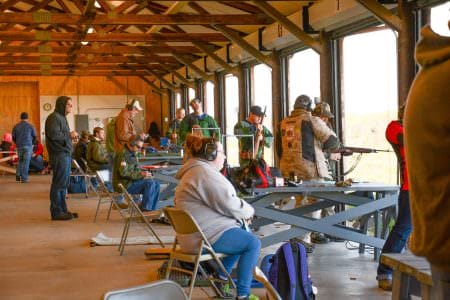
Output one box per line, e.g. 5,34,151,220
143,68,180,92
213,24,272,67
355,0,402,31
172,53,212,80
159,64,196,89
251,0,322,54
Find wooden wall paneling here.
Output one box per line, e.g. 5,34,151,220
0,82,40,142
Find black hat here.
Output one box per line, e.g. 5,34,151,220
249,105,265,117
20,112,28,120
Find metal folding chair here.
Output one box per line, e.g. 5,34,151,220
117,183,165,255
94,170,128,222
103,279,187,300
162,207,236,300
71,159,96,198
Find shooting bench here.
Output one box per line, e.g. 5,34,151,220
381,252,432,300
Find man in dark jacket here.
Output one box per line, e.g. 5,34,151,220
45,96,75,221
73,130,89,171
12,112,37,183
87,127,110,172
113,136,160,211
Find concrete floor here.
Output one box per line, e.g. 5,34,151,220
0,174,391,300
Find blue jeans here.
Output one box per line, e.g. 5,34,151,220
29,155,45,172
16,146,32,181
49,154,71,218
212,227,261,297
127,179,160,211
377,190,412,279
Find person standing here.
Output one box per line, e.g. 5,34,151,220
114,98,145,152
404,25,450,299
12,112,36,183
279,95,340,180
166,107,185,145
179,98,220,144
234,105,273,167
377,105,412,290
45,96,75,221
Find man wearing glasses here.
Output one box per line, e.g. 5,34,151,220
45,96,77,221
113,136,160,212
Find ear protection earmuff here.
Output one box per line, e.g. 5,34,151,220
204,142,218,161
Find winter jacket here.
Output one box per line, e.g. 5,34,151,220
12,121,36,148
174,158,254,253
114,110,137,152
178,113,221,144
86,136,110,171
45,97,72,157
404,25,450,270
112,145,143,192
234,119,273,166
279,108,339,180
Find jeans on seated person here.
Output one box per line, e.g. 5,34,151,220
29,154,45,172
212,227,261,297
377,190,412,279
126,179,160,211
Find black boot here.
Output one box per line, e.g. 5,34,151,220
16,175,21,182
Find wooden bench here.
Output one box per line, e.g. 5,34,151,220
381,252,433,300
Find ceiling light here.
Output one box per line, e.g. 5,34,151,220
81,41,88,45
87,27,94,34
94,1,101,8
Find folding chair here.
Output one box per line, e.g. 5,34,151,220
103,279,187,300
94,170,128,222
162,207,236,300
117,183,165,255
253,266,282,300
71,159,96,198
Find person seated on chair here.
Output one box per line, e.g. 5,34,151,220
73,130,90,171
174,134,261,300
29,139,48,174
113,136,160,211
87,127,110,172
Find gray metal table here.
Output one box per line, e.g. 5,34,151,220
138,153,183,166
246,182,399,254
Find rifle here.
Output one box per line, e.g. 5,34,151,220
328,146,391,156
253,106,267,159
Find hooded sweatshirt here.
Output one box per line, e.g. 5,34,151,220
404,25,450,270
174,158,254,253
45,96,72,157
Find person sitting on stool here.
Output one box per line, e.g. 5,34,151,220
113,136,160,211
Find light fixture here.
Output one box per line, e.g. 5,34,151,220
87,27,94,34
94,1,101,8
81,41,88,45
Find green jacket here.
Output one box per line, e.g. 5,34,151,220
86,136,110,171
234,120,273,166
113,145,143,192
179,113,221,144
105,118,115,154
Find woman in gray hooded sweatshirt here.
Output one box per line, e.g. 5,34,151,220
175,134,260,300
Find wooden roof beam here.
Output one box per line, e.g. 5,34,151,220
138,76,165,95
192,41,238,76
172,53,213,81
251,0,322,54
212,24,272,67
0,31,229,42
0,12,273,26
143,68,180,93
355,0,402,32
147,1,187,34
159,64,196,89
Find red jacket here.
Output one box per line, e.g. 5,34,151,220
385,120,408,190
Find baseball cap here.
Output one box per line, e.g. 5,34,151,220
249,105,265,117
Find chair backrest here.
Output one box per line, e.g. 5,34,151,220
97,169,111,184
96,170,112,194
118,183,141,212
104,279,187,300
80,157,93,174
72,159,85,175
162,207,202,236
253,266,282,300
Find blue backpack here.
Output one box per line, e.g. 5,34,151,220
261,242,314,300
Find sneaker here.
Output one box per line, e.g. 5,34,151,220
237,295,259,300
68,211,79,218
310,232,329,244
378,278,392,291
214,280,233,299
51,213,73,221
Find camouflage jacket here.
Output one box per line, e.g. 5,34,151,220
179,113,221,144
112,145,143,192
234,120,273,166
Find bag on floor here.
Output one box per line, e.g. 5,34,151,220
265,242,315,300
67,176,87,194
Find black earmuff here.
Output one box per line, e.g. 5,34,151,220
204,142,218,161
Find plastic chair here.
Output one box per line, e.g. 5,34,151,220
162,207,236,299
103,279,187,300
117,183,164,255
253,266,282,300
94,170,129,222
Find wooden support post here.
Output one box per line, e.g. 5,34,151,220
238,64,246,122
320,30,333,104
397,0,416,106
271,50,282,166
